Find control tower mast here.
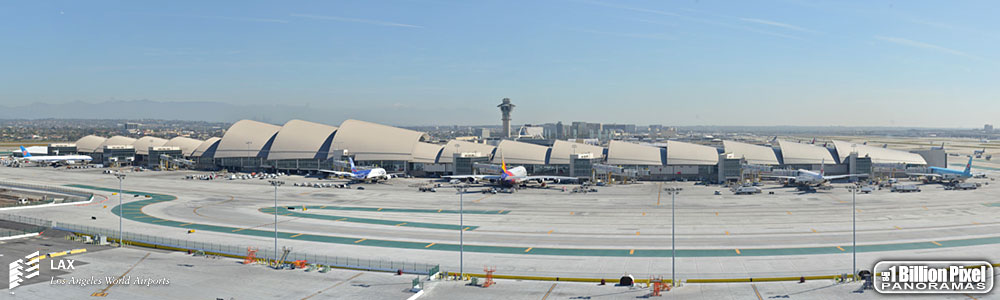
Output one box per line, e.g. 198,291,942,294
497,98,515,139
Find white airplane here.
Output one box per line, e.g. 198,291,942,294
18,146,92,165
764,160,868,187
443,157,578,187
319,158,398,183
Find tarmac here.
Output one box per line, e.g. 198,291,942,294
1,160,999,298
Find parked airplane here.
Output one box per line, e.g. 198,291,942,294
906,156,974,183
319,157,397,182
765,160,868,187
18,146,92,165
974,148,986,158
443,158,578,187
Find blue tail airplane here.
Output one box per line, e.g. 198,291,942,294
906,156,974,182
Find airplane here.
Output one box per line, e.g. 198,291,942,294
319,157,398,183
764,160,868,188
443,157,578,187
974,148,986,157
906,156,974,183
17,146,92,165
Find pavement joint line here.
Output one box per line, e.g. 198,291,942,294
541,283,557,300
931,241,942,246
300,273,363,300
395,223,407,227
354,238,366,243
90,252,150,297
836,246,845,251
525,247,533,253
290,233,304,238
336,218,347,221
425,243,435,248
752,284,763,300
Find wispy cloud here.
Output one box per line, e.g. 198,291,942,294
738,18,817,33
875,36,980,60
290,13,422,28
578,1,804,40
159,14,289,24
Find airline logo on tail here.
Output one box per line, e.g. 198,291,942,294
348,157,357,172
19,146,32,157
964,156,973,174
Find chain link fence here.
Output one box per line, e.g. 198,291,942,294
0,213,438,275
0,181,93,209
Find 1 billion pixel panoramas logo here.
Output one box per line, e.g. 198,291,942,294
8,251,40,291
874,261,994,294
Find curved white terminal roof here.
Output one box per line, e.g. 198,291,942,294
411,142,444,164
96,136,137,153
266,120,338,161
831,140,927,165
492,140,550,165
214,120,282,158
607,141,664,165
723,140,779,165
163,137,204,157
132,137,169,155
548,140,605,165
437,140,496,164
75,135,107,153
777,139,835,164
330,119,429,161
192,137,222,158
666,141,719,165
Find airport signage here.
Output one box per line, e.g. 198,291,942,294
874,261,993,294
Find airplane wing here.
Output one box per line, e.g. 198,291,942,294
522,176,579,182
319,169,356,177
904,172,941,178
823,174,869,180
761,175,798,180
441,175,502,181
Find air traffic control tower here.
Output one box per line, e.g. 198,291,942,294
498,98,515,138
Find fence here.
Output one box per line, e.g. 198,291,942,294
0,181,93,209
0,213,438,275
0,213,49,239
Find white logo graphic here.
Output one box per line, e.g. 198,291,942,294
8,251,40,290
874,261,993,294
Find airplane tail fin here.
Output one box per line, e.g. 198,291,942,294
349,157,356,172
820,159,825,176
964,156,973,174
19,146,31,157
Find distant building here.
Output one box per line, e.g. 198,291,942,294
986,124,994,132
478,128,490,139
123,122,142,135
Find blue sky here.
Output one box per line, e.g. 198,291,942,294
1,0,997,127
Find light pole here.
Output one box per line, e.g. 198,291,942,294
852,185,857,279
270,180,284,266
665,187,681,287
454,184,466,276
245,141,253,169
114,172,126,247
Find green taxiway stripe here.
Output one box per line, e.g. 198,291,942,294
293,205,509,215
259,206,478,231
68,184,1000,257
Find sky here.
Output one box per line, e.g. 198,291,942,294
1,0,998,127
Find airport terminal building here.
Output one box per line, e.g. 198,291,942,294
71,119,942,183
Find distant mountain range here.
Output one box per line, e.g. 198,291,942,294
0,100,350,124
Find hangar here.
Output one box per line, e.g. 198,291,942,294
267,120,339,171
722,140,779,165
214,120,282,169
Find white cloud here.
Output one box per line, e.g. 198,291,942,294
875,36,980,60
738,18,817,33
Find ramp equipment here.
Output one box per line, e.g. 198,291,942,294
243,247,258,265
